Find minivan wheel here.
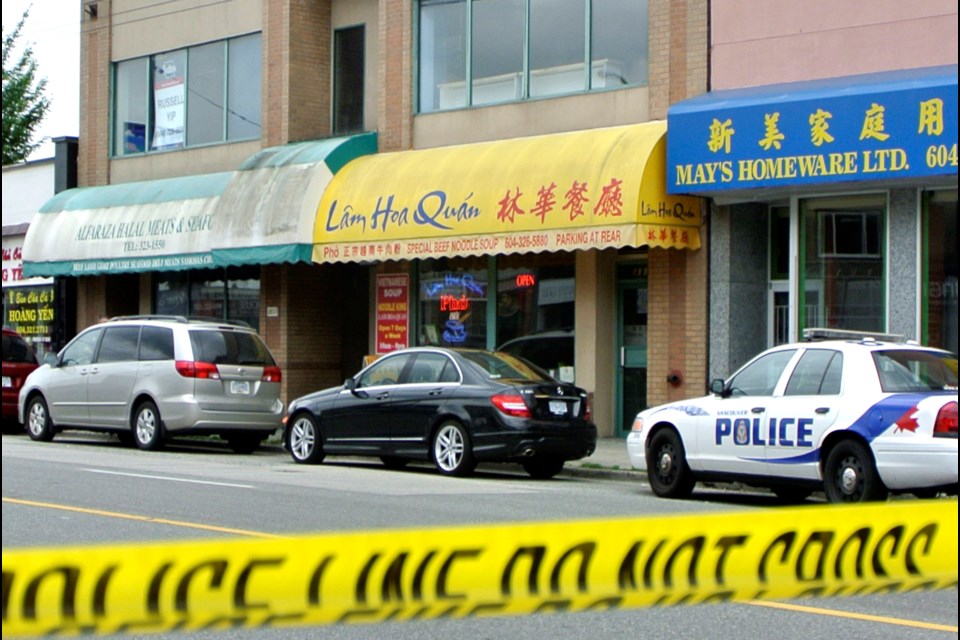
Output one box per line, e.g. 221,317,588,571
133,401,164,451
287,413,325,464
432,421,476,477
26,396,55,442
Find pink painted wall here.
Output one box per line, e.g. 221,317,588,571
711,0,958,90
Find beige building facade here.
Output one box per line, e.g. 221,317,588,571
25,0,712,437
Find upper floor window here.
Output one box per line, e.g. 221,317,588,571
113,33,262,156
333,26,365,135
417,0,648,113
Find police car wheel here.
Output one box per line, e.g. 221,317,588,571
824,440,888,503
646,429,695,499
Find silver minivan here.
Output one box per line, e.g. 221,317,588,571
18,316,283,452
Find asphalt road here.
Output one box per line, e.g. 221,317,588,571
3,432,957,639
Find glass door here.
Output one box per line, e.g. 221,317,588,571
615,264,648,437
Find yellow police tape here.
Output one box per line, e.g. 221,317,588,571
2,500,957,636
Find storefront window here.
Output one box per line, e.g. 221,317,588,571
154,267,260,330
417,0,648,112
186,42,225,146
114,58,149,155
418,258,488,349
495,256,574,346
801,195,885,333
925,190,958,354
471,0,524,106
112,33,261,156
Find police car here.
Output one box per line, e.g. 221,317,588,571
626,329,958,503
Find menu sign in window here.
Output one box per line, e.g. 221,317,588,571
376,274,409,353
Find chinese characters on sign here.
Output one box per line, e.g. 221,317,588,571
669,71,958,192
314,123,704,261
376,274,409,353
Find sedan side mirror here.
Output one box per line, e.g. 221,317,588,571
344,376,367,398
42,352,58,367
709,378,728,397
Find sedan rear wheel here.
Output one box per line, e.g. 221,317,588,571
288,413,325,464
432,421,476,477
133,401,164,451
824,440,888,503
646,429,695,498
26,396,55,442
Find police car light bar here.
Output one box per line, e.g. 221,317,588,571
802,327,909,343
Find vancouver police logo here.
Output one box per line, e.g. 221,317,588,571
734,418,750,445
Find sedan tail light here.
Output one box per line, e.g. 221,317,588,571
584,392,592,422
491,393,532,418
933,401,958,437
261,366,282,383
175,360,221,380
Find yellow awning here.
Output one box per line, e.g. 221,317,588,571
313,122,702,263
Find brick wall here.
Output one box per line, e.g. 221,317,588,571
79,0,112,187
649,0,709,119
647,238,709,408
263,263,347,407
263,0,333,148
379,0,412,151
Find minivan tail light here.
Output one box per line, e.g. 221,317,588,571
175,360,221,380
933,401,958,437
491,393,532,418
262,366,282,383
584,392,593,422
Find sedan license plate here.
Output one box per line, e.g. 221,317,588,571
2,376,11,388
230,380,251,395
548,400,567,416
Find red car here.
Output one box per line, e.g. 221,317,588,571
2,328,39,433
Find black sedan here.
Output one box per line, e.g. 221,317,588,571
283,347,597,478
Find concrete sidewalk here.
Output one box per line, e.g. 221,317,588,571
561,436,642,481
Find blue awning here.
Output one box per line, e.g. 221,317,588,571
666,65,958,195
22,132,377,277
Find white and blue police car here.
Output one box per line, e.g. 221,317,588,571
626,329,958,503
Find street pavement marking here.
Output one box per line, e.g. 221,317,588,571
83,468,255,488
2,497,282,539
747,599,959,632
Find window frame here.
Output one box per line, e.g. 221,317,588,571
415,0,647,113
111,32,261,157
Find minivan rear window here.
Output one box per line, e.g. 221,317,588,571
189,330,275,366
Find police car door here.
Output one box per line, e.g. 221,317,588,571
701,348,799,477
764,348,844,481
